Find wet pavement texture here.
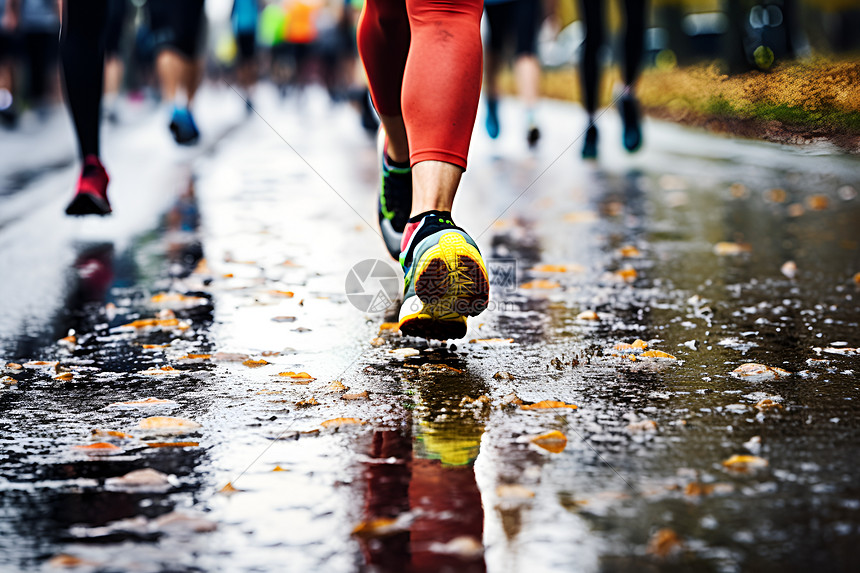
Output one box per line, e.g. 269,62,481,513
1,86,859,572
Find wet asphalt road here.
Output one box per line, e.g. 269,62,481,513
1,85,860,572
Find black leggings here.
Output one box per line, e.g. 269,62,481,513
580,0,646,115
60,0,107,158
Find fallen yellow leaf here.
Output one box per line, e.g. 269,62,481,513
640,350,677,360
321,417,363,429
618,245,641,257
91,429,134,440
269,290,295,298
647,528,683,557
178,354,211,361
614,267,637,282
342,391,369,400
53,372,74,381
219,482,242,495
272,465,287,472
296,397,319,407
713,242,751,256
145,441,199,448
326,380,348,392
242,359,270,368
576,310,599,320
138,416,201,433
521,400,578,411
379,322,400,333
109,397,176,407
73,442,122,453
531,430,568,453
722,454,768,472
520,279,561,290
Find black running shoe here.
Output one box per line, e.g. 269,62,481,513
619,94,642,152
377,132,412,260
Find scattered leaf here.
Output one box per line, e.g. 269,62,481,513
47,554,99,568
496,484,535,499
641,350,677,360
278,371,315,381
618,245,641,257
780,260,797,279
109,397,177,408
140,366,179,375
1,376,18,385
219,482,242,495
370,337,386,346
520,279,561,290
684,482,715,497
73,442,122,454
614,267,637,282
321,417,363,429
342,391,369,400
722,454,768,472
269,290,295,298
576,310,599,320
24,361,58,368
379,322,400,333
531,430,568,453
212,352,250,362
53,372,74,381
352,516,410,538
6,362,23,370
296,397,319,407
90,429,134,440
272,465,287,472
531,264,582,273
521,400,578,411
468,338,514,345
615,339,648,351
627,420,658,433
647,528,683,558
105,468,173,490
145,441,199,448
500,393,523,407
138,416,201,434
242,359,270,368
764,188,787,203
178,354,211,361
754,398,783,411
390,348,420,358
493,371,515,380
731,363,791,380
713,242,751,256
326,379,348,392
806,194,829,210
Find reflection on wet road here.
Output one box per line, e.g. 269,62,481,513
1,90,859,572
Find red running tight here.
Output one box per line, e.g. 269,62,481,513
357,0,483,170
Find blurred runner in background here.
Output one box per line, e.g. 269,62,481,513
358,0,490,340
20,0,59,115
148,0,206,145
579,0,646,158
483,0,544,148
102,0,128,124
0,0,20,127
232,0,259,112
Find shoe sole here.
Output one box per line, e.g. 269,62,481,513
65,193,111,216
413,232,489,317
170,121,199,146
398,295,467,340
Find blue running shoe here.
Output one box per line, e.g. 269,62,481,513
485,98,500,139
398,214,489,340
169,107,200,145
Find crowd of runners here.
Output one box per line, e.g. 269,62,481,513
2,0,649,340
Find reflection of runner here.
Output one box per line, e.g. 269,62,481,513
579,0,647,158
358,0,490,340
61,0,112,216
483,0,543,147
148,0,206,145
